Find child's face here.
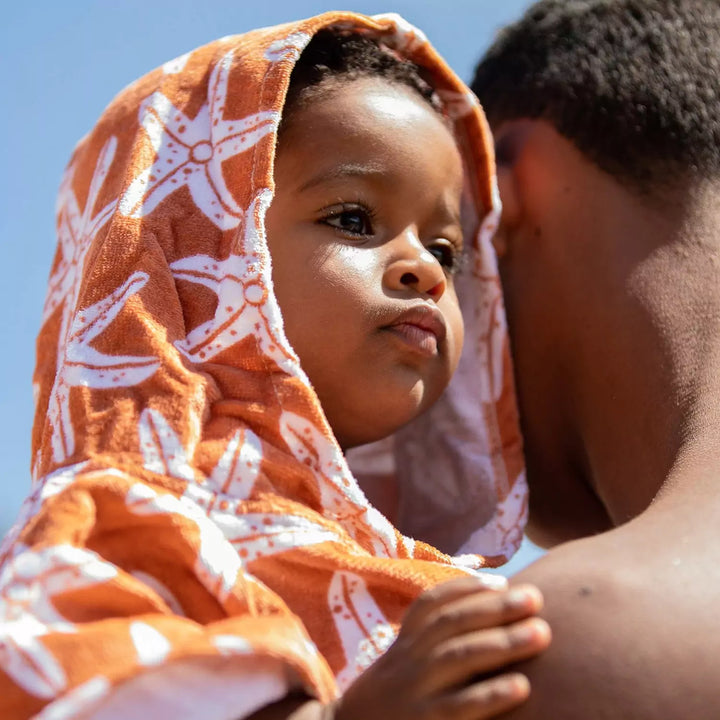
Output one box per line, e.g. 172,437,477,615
266,77,465,449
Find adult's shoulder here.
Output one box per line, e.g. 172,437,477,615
500,524,718,719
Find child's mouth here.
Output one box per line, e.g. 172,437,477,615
381,305,446,357
385,323,440,356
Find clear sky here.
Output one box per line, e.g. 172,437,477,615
0,0,541,571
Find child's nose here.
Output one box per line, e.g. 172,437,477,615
383,229,446,299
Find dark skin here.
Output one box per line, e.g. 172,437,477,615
489,119,720,719
266,77,465,452
252,579,549,720
251,80,551,720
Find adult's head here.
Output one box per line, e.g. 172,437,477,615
472,0,720,545
473,0,720,194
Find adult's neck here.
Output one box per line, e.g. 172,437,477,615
582,179,720,525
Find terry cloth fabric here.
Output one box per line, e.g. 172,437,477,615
0,12,527,719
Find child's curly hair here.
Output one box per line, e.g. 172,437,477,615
282,29,443,126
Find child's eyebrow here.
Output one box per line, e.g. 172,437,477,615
297,162,386,193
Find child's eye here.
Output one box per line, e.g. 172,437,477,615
428,241,463,275
320,204,375,236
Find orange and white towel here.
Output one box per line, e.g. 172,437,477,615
0,12,526,719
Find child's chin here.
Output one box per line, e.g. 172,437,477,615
334,398,431,451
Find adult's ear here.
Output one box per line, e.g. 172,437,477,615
491,120,535,258
492,166,515,259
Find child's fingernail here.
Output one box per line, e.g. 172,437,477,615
507,585,542,609
505,588,533,610
499,673,530,697
507,588,532,608
512,618,550,645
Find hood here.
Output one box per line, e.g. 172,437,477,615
32,11,526,562
0,13,526,718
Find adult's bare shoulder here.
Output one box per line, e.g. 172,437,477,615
499,525,719,719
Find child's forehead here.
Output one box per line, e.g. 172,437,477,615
278,78,463,176
274,24,488,216
280,75,460,152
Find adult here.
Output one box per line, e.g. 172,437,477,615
470,0,720,717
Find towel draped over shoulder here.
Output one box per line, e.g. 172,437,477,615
0,12,526,719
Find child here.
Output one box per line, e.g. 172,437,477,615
0,12,546,720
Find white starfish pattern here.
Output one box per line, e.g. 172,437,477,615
329,571,396,691
0,545,117,699
279,411,401,559
129,621,171,666
162,50,191,75
459,472,528,560
371,14,428,54
47,271,160,463
0,462,89,566
119,48,279,230
138,407,263,508
34,676,110,720
215,512,342,564
137,409,344,565
470,198,506,404
41,136,160,463
264,32,310,62
139,408,196,483
42,137,117,328
436,89,480,119
126,482,242,603
170,189,299,374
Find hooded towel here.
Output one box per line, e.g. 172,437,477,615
0,12,526,719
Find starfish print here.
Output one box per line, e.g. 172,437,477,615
264,31,310,62
48,272,160,463
162,49,191,75
0,462,89,566
126,482,242,603
436,88,480,119
33,676,110,720
279,411,399,559
333,13,428,55
139,407,262,506
206,426,262,499
119,49,279,230
328,571,396,691
42,137,117,328
170,189,298,373
466,213,506,405
129,621,171,666
216,511,342,565
139,408,196,482
459,472,528,560
0,544,117,699
138,409,343,564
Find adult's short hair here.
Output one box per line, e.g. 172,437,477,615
471,0,720,192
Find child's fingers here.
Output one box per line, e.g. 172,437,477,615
425,673,530,720
471,572,509,592
420,617,551,696
411,585,543,656
401,577,501,636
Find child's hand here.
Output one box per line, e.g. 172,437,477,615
335,576,550,720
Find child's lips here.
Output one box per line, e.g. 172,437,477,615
381,305,447,357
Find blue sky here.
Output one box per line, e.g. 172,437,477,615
0,0,541,571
